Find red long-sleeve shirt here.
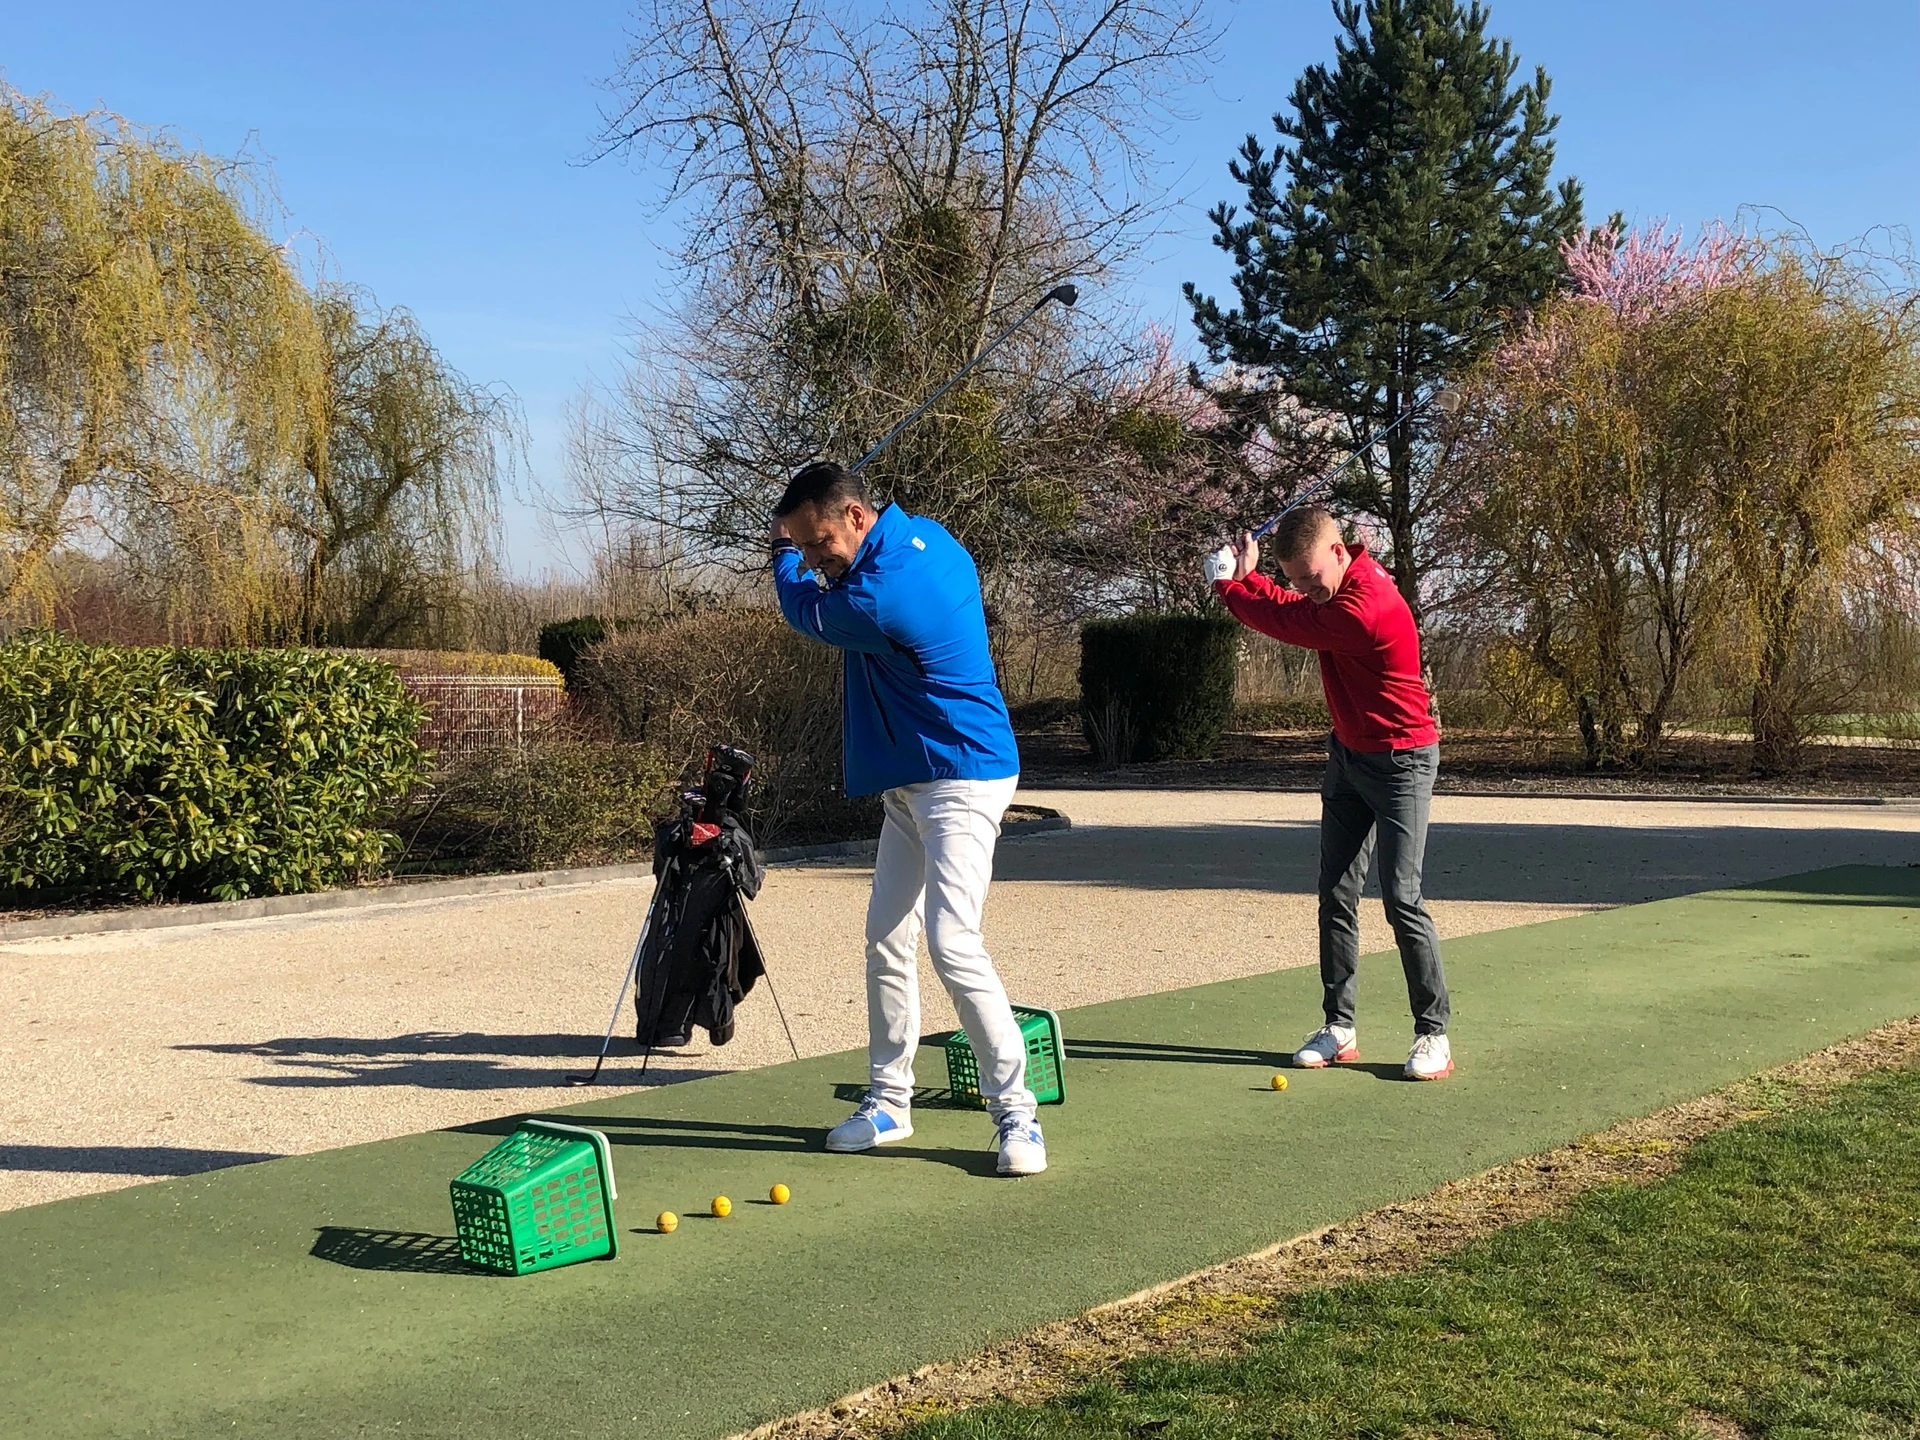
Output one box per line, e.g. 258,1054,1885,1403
1214,544,1438,753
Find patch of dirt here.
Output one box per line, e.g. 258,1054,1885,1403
1015,727,1920,798
732,1017,1920,1440
1685,1411,1752,1440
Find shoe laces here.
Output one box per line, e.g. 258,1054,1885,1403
1410,1034,1446,1061
995,1112,1039,1145
851,1094,887,1121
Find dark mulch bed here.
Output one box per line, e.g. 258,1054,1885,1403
1016,725,1920,798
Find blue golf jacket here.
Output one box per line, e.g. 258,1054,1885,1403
773,503,1020,797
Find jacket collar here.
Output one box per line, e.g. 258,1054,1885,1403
841,501,904,583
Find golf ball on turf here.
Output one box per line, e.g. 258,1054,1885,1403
711,1195,732,1218
658,1211,679,1233
1270,1074,1289,1091
770,1183,790,1205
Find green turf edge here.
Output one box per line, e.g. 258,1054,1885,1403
0,865,1915,1440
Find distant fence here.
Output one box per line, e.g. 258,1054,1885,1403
402,674,567,753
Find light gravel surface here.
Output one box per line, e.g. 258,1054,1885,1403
4,790,1915,1211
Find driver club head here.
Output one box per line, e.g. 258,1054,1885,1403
1043,282,1079,308
1431,387,1465,415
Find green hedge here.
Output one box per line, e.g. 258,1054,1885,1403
0,635,426,902
536,616,608,687
1079,613,1239,764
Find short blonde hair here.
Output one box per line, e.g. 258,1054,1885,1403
1270,505,1339,562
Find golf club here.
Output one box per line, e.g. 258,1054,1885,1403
849,282,1079,474
1248,387,1465,541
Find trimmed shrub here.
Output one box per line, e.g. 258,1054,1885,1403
334,649,564,683
574,609,879,845
0,634,425,902
537,616,608,686
1233,696,1332,732
1079,613,1239,764
395,735,678,874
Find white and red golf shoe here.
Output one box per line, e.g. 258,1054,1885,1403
1291,1024,1359,1068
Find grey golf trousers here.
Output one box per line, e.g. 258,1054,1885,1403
1319,735,1451,1036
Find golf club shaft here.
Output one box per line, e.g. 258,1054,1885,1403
1250,392,1451,541
850,284,1076,474
569,886,662,1085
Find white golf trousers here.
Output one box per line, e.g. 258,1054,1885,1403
865,774,1035,1121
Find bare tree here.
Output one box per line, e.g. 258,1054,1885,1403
573,0,1215,575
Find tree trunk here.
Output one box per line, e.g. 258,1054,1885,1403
1749,639,1803,775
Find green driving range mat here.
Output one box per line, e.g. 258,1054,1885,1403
3,864,1916,1439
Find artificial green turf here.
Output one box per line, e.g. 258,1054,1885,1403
2,865,1916,1440
914,1063,1920,1440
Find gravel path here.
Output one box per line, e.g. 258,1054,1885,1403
4,790,1915,1211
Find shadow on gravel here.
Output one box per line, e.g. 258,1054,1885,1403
0,1144,283,1176
310,1227,488,1276
993,820,1920,907
172,1033,723,1091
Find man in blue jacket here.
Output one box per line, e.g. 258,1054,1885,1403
770,459,1045,1177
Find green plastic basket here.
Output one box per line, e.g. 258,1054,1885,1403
449,1120,619,1276
944,1003,1065,1107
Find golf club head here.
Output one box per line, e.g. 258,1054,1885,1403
1043,282,1079,308
1431,387,1465,415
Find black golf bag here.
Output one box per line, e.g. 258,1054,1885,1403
633,744,767,1049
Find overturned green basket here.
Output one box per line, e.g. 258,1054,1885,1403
450,1120,619,1276
944,1003,1066,1107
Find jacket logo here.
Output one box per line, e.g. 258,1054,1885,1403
911,536,926,550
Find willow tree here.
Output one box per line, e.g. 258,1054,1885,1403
1673,245,1920,772
295,289,516,646
0,88,325,636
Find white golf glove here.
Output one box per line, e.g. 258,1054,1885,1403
1203,545,1236,584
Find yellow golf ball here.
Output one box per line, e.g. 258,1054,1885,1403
711,1195,732,1218
770,1183,791,1205
657,1211,679,1234
1270,1074,1289,1091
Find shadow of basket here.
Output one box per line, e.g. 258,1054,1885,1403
310,1227,491,1275
830,1081,980,1111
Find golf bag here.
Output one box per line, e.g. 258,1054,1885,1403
633,744,767,1049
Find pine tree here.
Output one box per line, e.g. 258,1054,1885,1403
1185,0,1583,620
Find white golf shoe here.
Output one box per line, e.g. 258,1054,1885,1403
1292,1023,1359,1068
825,1096,913,1152
1404,1033,1453,1081
994,1113,1047,1176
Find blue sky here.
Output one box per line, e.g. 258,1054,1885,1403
7,1,1916,576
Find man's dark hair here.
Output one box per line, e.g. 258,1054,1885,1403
1269,505,1340,562
774,459,869,518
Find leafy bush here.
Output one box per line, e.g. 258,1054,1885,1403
537,616,608,686
395,735,676,873
1007,696,1081,732
1481,639,1574,732
1079,613,1239,763
575,608,879,845
0,634,425,902
1233,696,1332,731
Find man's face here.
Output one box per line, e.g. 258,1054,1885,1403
784,498,873,579
1278,533,1351,605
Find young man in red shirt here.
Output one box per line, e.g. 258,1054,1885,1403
1206,507,1453,1081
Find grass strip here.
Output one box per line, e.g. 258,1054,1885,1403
899,1047,1920,1439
